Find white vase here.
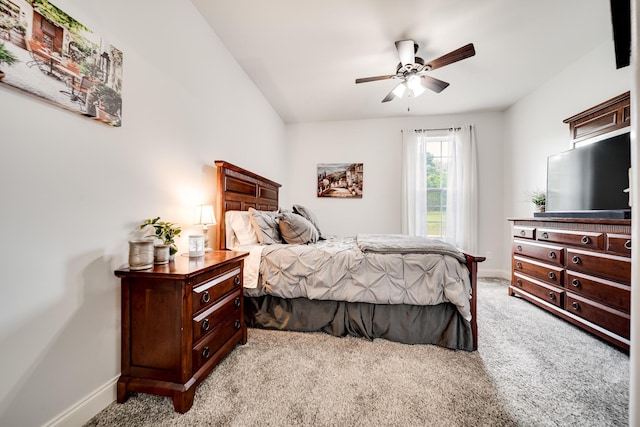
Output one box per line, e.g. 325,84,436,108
128,240,154,270
154,244,170,265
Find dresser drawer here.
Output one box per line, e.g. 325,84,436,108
565,292,630,339
514,226,535,239
192,267,242,314
513,256,564,286
537,228,603,250
192,312,243,373
565,271,630,313
192,289,242,344
606,233,632,256
512,273,564,307
513,239,564,266
566,248,631,284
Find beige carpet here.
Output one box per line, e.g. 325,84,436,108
85,278,629,426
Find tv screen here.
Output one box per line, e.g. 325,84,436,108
546,131,631,213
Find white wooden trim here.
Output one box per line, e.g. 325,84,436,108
43,376,117,427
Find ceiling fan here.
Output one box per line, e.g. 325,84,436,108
355,40,476,103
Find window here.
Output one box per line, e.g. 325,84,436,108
425,137,449,238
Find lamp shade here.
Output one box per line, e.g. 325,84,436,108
194,204,216,225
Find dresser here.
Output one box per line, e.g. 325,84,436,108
115,250,248,412
509,218,631,351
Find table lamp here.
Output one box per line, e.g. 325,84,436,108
194,204,216,253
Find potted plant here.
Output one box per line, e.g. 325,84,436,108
0,41,18,79
530,190,546,212
140,217,182,257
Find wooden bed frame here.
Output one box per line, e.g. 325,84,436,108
213,160,485,349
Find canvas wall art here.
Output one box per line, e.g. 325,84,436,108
0,0,123,126
317,163,363,198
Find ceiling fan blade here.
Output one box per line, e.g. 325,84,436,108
424,43,475,71
420,75,450,93
355,75,395,84
395,39,416,66
381,82,405,103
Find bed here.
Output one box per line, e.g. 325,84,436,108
213,160,485,350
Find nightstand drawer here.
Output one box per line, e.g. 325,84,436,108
513,256,564,287
514,226,535,239
537,228,603,250
565,271,630,313
192,267,242,314
606,233,632,256
192,312,243,373
566,249,631,284
565,292,630,339
513,239,564,266
192,289,242,344
513,273,564,307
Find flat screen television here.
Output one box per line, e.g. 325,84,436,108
544,129,631,218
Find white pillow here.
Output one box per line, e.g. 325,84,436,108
225,211,259,247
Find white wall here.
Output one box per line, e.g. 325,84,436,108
285,112,505,276
0,1,285,426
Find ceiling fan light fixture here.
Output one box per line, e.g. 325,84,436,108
392,83,407,98
407,75,425,97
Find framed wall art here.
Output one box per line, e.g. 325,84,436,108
0,0,123,126
317,163,363,198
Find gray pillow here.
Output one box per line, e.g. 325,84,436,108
292,204,323,239
278,211,319,244
248,208,282,244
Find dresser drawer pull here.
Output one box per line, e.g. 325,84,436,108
571,278,580,287
201,291,211,304
571,301,580,311
581,236,590,244
571,256,581,264
202,319,210,332
548,272,556,280
516,262,522,269
516,279,523,286
202,346,211,359
548,292,556,301
548,251,556,259
234,320,241,329
625,240,632,250
541,232,549,239
516,245,522,251
234,297,241,308
234,276,241,286
520,230,526,236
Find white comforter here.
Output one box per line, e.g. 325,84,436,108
240,235,472,321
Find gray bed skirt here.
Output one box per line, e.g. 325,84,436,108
244,296,474,351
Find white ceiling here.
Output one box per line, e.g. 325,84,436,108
192,0,614,124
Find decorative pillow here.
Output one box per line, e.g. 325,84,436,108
248,208,282,244
292,204,323,239
278,211,319,244
225,211,259,246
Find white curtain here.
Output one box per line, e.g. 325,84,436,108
401,125,478,253
446,125,478,253
401,129,427,236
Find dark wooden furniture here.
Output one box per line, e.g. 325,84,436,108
509,218,631,351
213,160,485,350
115,250,248,413
563,91,630,143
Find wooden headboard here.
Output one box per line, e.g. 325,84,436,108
214,160,281,250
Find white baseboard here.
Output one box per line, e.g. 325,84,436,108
43,376,118,427
477,269,510,280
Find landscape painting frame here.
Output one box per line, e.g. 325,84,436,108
317,163,363,198
0,0,123,126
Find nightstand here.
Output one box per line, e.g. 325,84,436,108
115,250,248,413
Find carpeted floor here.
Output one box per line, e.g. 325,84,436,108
85,278,629,426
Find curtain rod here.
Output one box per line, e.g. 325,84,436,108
411,127,462,133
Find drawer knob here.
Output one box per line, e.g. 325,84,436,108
202,346,211,359
234,319,241,329
516,262,523,269
625,240,632,250
571,278,580,287
548,272,556,280
520,230,526,236
548,251,556,259
548,292,556,300
201,291,211,304
234,276,241,286
516,245,523,251
581,236,590,244
234,297,241,308
516,279,523,286
202,319,210,332
541,232,549,239
572,256,581,264
571,301,580,311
